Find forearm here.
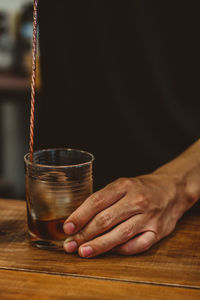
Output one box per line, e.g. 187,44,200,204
154,139,200,209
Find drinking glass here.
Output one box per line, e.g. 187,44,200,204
24,148,94,249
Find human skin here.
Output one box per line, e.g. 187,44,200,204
63,139,200,258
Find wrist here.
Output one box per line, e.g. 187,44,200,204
154,160,200,213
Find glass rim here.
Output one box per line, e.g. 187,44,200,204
24,148,95,169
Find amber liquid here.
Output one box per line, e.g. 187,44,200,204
27,209,67,242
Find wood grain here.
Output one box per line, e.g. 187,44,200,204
1,269,200,300
0,199,200,288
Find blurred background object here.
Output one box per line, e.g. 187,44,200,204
0,0,41,199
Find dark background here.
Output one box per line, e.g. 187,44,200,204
37,0,200,191
1,0,199,198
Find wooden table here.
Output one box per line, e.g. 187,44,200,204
0,199,200,299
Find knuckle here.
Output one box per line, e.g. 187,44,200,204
117,177,133,189
95,213,112,229
76,229,86,242
121,225,134,239
92,192,103,210
136,194,149,210
71,209,85,228
73,208,82,221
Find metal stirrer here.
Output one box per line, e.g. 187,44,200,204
29,0,38,162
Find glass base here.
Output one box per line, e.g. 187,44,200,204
28,230,65,251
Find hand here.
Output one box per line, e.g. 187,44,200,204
63,172,191,258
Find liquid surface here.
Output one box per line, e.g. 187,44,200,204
27,209,67,241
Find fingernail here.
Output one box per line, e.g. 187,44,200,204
64,236,74,243
63,222,76,234
64,240,78,253
80,246,93,258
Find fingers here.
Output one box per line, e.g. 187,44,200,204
111,231,157,255
63,180,126,235
64,214,143,258
63,196,140,252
